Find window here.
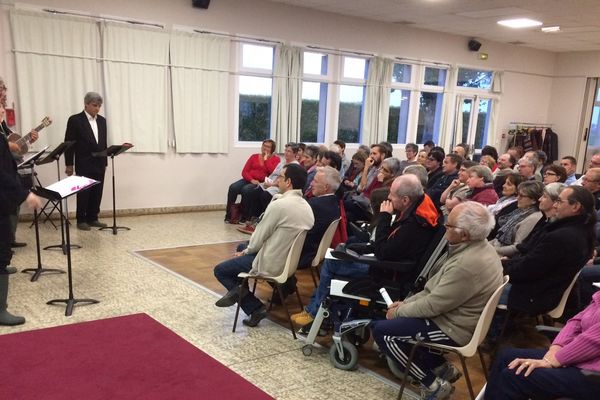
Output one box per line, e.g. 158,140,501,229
301,52,328,143
338,56,367,143
387,89,411,144
417,92,444,144
424,67,446,87
474,98,492,149
457,68,493,89
392,63,412,84
238,43,274,142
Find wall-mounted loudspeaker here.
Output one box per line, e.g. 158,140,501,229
468,39,482,52
193,0,211,9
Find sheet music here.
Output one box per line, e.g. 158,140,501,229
45,175,98,198
325,248,339,260
17,145,49,168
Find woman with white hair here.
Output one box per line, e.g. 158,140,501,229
373,201,503,399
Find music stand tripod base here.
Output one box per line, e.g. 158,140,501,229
100,225,130,235
47,298,99,317
22,267,65,282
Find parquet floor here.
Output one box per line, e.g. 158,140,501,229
137,241,506,399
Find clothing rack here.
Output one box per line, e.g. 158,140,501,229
506,123,559,162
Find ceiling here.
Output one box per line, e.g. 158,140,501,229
266,0,600,53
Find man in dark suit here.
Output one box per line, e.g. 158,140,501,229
64,92,108,231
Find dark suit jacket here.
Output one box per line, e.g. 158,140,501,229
64,111,107,175
299,194,341,267
0,134,28,215
503,214,592,314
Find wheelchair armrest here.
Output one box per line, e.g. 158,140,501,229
582,370,600,383
331,244,417,273
535,325,561,340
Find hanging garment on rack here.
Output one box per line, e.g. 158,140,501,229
542,128,559,162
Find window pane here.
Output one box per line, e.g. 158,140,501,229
338,85,364,143
388,89,411,144
461,99,473,144
301,81,327,143
416,92,443,144
474,99,492,149
424,67,446,86
343,57,367,80
242,44,273,71
304,52,328,76
238,76,272,141
457,68,493,89
392,63,412,84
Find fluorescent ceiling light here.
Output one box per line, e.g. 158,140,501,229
541,26,561,33
497,18,543,28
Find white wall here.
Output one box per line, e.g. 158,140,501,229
1,0,566,211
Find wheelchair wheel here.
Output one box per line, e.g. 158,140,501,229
302,344,313,356
329,341,359,370
347,328,370,346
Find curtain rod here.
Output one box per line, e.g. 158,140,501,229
43,8,164,29
306,45,374,58
193,30,282,45
509,122,554,127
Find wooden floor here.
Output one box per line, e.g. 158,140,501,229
137,241,546,399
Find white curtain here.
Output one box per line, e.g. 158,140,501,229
492,71,504,94
362,57,392,145
10,10,102,150
170,31,230,153
271,45,302,151
437,66,457,150
489,98,500,148
102,22,169,153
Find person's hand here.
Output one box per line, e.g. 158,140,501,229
365,157,374,170
234,251,245,257
65,165,74,176
449,179,461,189
25,192,42,211
508,356,558,377
250,179,259,185
29,130,39,143
386,301,403,320
380,199,394,214
344,180,355,188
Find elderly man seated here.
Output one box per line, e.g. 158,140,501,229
213,164,314,327
291,174,439,326
372,201,503,399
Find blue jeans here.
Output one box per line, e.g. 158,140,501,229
213,245,263,316
305,258,370,316
485,348,600,400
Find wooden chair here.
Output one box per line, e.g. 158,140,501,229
308,218,341,288
232,230,307,339
398,275,510,400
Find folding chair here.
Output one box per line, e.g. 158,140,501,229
309,218,341,288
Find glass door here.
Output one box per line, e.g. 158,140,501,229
453,95,493,158
577,78,600,172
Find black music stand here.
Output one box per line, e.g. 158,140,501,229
93,143,133,235
37,141,81,254
16,147,65,281
33,176,100,316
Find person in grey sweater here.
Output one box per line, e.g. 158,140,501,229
372,201,503,400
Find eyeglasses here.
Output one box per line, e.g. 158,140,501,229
444,223,464,230
543,172,557,176
427,157,437,161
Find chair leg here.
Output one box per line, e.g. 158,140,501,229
276,284,296,340
232,278,248,333
295,286,304,310
310,267,318,288
398,341,420,400
458,354,476,400
268,286,276,312
478,348,488,380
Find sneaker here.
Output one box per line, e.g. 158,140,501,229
236,224,255,235
292,310,314,326
420,377,454,400
433,362,462,384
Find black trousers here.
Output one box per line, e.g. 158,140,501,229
75,169,105,224
0,215,12,268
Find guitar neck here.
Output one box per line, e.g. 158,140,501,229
16,122,46,145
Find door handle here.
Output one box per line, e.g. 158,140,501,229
584,127,588,141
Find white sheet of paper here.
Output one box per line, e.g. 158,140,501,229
45,175,98,198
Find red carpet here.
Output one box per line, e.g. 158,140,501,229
0,313,272,400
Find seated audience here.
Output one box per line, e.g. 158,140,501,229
487,173,524,238
423,140,435,154
302,145,320,192
481,145,499,164
466,165,498,206
488,181,543,257
485,291,600,400
492,153,517,196
440,160,477,216
356,144,385,194
373,201,503,399
399,143,418,172
560,156,578,185
214,164,313,326
342,151,367,192
225,139,280,223
480,155,497,172
542,164,567,184
291,174,438,326
452,143,469,160
517,156,538,182
403,164,429,189
502,186,596,315
427,153,462,210
332,139,350,176
416,150,428,167
425,150,445,190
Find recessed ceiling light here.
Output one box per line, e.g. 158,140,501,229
497,18,543,29
541,26,561,33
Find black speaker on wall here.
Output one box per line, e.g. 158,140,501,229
468,39,482,52
193,0,211,9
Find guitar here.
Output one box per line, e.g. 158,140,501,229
7,116,52,156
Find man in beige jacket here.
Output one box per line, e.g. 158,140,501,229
214,163,314,327
372,201,503,399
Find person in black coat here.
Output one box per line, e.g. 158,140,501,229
0,130,42,325
502,186,596,315
64,92,108,231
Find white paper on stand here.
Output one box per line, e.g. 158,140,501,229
45,175,98,198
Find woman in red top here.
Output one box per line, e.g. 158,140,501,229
225,139,280,223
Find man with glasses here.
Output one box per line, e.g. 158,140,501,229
503,186,596,315
399,143,418,172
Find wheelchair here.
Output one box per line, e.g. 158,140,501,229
301,223,447,371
